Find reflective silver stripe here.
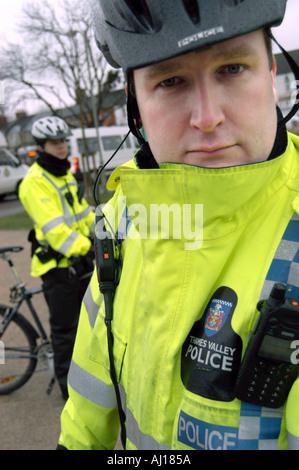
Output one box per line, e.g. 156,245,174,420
287,431,299,449
83,283,102,328
289,262,299,288
125,406,171,450
64,215,78,226
58,231,79,255
42,173,92,229
275,240,299,261
76,206,93,222
68,360,117,409
42,172,72,219
41,212,90,234
41,207,92,236
65,208,93,227
260,213,299,299
60,182,77,191
119,385,171,450
41,216,65,235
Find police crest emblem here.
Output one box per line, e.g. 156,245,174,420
204,299,232,337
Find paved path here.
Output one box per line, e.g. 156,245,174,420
0,230,122,450
0,230,64,450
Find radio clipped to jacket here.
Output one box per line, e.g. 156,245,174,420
235,283,299,408
93,209,126,448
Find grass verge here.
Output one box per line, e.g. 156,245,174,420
0,212,33,230
0,190,113,231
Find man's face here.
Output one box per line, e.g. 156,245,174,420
133,30,278,168
42,138,68,160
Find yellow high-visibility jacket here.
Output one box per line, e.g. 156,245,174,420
19,162,95,277
59,133,299,450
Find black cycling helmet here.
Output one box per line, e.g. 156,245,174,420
94,0,287,71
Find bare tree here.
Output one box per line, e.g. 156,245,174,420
0,0,123,126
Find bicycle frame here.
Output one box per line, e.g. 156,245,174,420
0,250,48,342
1,245,92,394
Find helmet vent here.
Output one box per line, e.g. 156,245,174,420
223,0,246,7
182,0,200,25
123,0,155,32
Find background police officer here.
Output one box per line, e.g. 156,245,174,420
19,116,95,399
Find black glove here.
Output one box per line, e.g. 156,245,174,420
71,246,94,278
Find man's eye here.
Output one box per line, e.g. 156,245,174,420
223,64,244,75
160,77,180,87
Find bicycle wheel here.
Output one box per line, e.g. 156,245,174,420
0,308,38,394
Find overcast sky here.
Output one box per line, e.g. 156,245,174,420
0,0,299,52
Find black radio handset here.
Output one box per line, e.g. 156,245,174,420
93,209,126,448
64,191,74,208
94,210,117,322
235,283,299,408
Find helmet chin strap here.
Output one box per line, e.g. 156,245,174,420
269,31,299,127
126,71,147,146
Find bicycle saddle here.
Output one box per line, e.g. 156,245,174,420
0,246,24,254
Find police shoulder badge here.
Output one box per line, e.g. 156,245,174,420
181,286,242,401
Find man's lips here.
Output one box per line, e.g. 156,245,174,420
188,144,236,155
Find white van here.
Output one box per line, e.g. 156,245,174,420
0,148,29,199
0,132,7,148
67,126,139,174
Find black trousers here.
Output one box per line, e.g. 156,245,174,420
41,267,90,398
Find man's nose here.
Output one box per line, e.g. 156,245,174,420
189,81,225,133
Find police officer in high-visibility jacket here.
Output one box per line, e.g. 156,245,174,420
58,0,299,450
19,116,95,399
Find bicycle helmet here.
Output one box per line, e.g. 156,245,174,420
31,116,71,143
94,0,287,71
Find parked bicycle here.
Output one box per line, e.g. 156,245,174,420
0,246,55,395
